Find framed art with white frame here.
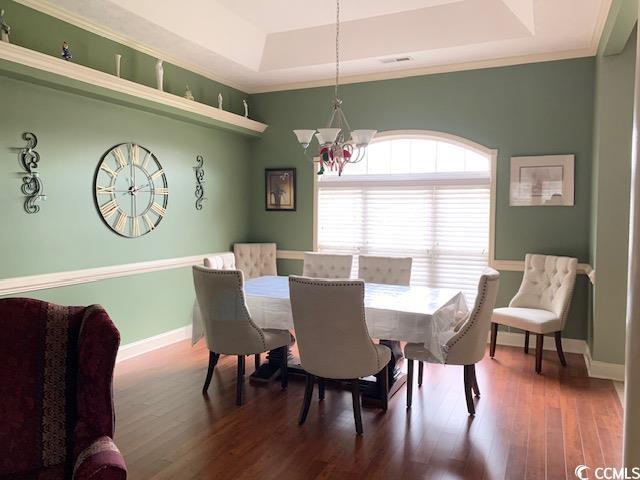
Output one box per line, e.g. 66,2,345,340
510,154,574,206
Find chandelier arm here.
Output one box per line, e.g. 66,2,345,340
335,0,340,102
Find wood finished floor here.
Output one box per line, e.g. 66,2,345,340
114,341,622,480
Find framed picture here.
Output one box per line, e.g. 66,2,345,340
510,155,574,206
265,168,296,211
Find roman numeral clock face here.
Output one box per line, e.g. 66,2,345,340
94,143,168,237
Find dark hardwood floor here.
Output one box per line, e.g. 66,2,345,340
114,341,622,480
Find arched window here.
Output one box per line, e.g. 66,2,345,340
316,131,495,300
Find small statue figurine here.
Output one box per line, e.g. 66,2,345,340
0,9,10,43
184,85,195,101
243,99,248,118
61,41,72,61
217,93,223,110
155,59,164,91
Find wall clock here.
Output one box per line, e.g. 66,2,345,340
94,143,168,237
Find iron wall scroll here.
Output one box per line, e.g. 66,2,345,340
194,155,205,210
19,132,46,214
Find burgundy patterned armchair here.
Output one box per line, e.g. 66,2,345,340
0,298,127,479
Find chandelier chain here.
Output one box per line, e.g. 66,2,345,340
335,0,340,101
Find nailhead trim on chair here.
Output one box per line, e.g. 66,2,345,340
197,268,268,352
289,277,383,372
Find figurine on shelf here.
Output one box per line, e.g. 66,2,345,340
114,54,122,77
61,41,72,61
217,93,223,110
243,99,248,118
0,9,10,43
155,59,164,91
184,85,195,101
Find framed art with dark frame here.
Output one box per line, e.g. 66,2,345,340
265,168,296,211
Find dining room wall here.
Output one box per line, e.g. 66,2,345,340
247,57,596,342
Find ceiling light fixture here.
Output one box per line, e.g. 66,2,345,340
292,0,376,176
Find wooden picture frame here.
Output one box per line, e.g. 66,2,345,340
265,168,296,211
510,155,575,206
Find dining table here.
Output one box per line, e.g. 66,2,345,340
192,275,467,405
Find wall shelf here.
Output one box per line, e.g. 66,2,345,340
0,42,268,137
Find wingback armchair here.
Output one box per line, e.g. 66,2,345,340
0,298,126,479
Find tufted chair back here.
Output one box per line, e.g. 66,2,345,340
289,277,384,379
233,243,277,279
445,268,500,365
193,266,271,355
358,255,412,286
509,254,577,328
302,252,353,279
203,252,236,270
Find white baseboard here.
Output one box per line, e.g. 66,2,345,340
117,325,192,363
583,345,625,382
492,330,587,354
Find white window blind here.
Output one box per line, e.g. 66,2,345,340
317,137,491,301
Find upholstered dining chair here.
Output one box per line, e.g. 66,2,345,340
404,268,500,415
193,266,291,405
358,255,412,286
0,298,127,479
302,252,353,279
490,254,577,374
204,251,236,270
289,276,391,435
233,243,277,279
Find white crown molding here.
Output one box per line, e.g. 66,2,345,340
0,42,267,135
117,325,192,363
247,48,596,94
13,0,248,93
0,252,220,296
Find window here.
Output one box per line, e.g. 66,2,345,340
316,132,494,301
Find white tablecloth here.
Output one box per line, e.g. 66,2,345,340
192,276,468,363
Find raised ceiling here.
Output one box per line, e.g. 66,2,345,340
28,0,610,93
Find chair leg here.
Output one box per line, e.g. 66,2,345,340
376,366,388,412
535,334,544,374
298,373,315,425
418,361,424,387
463,365,475,415
254,353,261,371
236,355,245,405
202,351,219,395
318,378,325,400
555,331,567,366
490,323,498,357
471,364,480,397
280,346,288,390
407,359,414,408
524,331,530,354
351,379,363,435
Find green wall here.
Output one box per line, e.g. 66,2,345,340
590,29,637,364
249,58,595,341
0,74,253,344
0,1,247,116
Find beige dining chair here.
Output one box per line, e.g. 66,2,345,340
289,276,391,435
404,268,500,415
204,252,236,270
358,255,412,285
193,266,291,405
233,243,277,279
490,254,577,374
302,252,353,279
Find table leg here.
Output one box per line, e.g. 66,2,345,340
250,345,292,383
379,339,406,394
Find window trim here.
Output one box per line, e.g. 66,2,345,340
312,129,498,269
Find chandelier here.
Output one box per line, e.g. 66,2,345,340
292,0,376,176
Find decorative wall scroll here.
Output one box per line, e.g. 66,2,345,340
19,132,46,214
194,155,205,210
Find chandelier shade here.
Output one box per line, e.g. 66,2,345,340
292,0,376,176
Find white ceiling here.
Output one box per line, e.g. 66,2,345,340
39,0,610,93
